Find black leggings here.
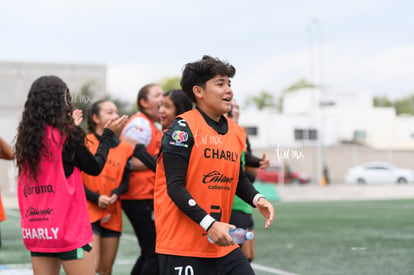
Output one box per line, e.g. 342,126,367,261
122,199,159,275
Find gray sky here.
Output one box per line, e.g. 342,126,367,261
1,0,413,104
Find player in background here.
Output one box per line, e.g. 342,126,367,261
159,89,193,130
81,100,156,275
120,84,163,275
228,99,269,262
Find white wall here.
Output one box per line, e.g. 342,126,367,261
395,115,414,140
240,88,414,151
335,107,396,143
283,88,374,116
283,88,315,115
0,61,107,196
0,61,106,143
240,110,319,149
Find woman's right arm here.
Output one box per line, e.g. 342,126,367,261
75,128,115,175
131,144,157,172
75,115,128,175
84,185,100,203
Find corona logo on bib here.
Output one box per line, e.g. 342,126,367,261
23,184,55,198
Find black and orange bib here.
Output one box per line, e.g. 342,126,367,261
154,109,246,258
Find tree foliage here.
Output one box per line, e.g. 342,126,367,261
283,78,317,93
102,94,136,117
158,76,181,92
246,90,277,110
373,96,393,108
374,95,414,115
72,81,136,131
244,78,318,111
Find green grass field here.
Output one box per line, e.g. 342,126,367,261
1,199,413,275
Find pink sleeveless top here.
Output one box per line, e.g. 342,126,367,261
18,126,93,252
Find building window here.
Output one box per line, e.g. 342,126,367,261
244,126,258,136
353,130,366,140
294,128,318,141
294,129,304,140
308,129,318,140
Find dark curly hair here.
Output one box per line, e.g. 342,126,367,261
180,55,236,103
15,75,85,182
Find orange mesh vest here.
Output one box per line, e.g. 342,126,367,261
154,109,246,258
81,133,134,232
120,113,161,200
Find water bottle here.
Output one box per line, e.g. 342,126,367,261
208,228,254,244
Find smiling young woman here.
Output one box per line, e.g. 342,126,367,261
154,56,275,275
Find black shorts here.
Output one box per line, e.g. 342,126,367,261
31,244,92,261
91,221,121,238
229,210,254,230
158,248,254,275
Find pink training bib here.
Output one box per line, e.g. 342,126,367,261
18,125,93,253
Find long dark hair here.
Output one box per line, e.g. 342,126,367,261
164,89,193,116
15,75,84,182
87,100,107,133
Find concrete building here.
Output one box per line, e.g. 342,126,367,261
240,88,414,150
239,88,414,184
0,61,106,197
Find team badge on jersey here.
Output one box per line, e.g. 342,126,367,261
170,130,189,147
